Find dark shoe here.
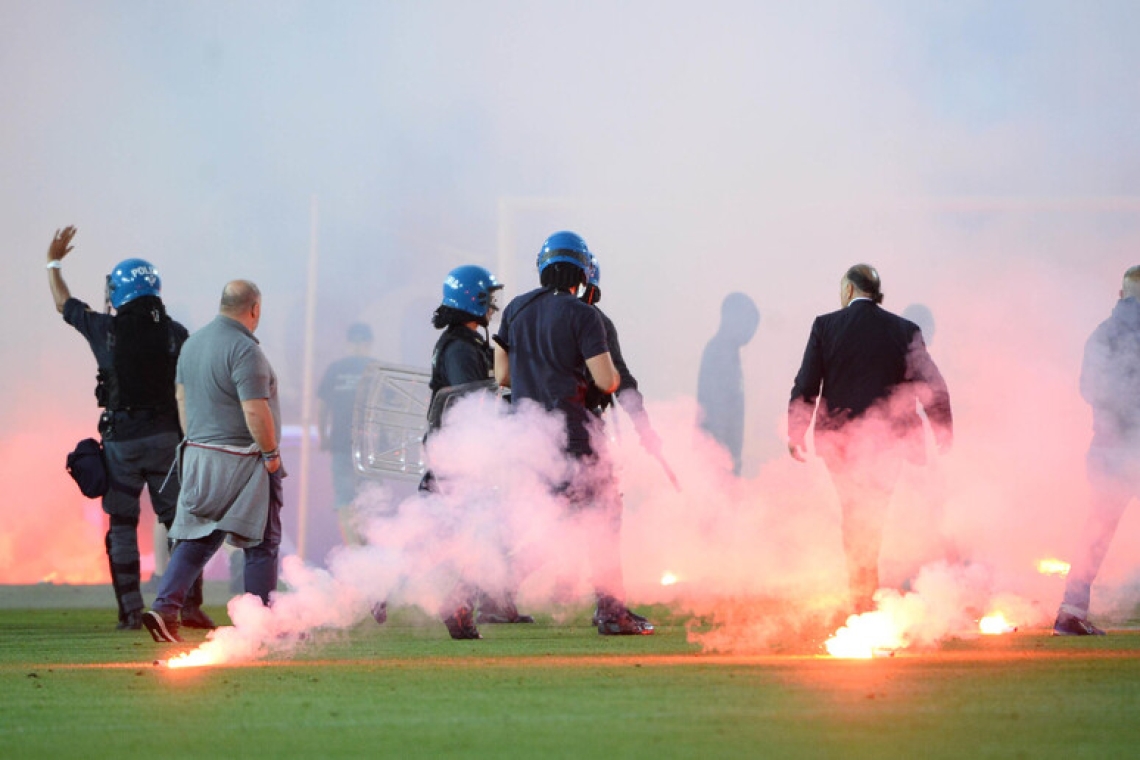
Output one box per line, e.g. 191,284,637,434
1053,611,1106,636
443,606,482,640
181,607,217,630
117,610,143,631
598,606,655,636
143,610,183,643
371,601,388,626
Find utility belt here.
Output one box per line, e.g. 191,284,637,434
98,406,179,441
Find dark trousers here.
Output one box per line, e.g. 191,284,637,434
153,469,284,615
820,435,905,613
562,453,624,604
102,430,180,618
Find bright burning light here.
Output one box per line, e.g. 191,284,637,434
1036,558,1070,577
660,572,678,586
824,611,905,659
978,612,1017,635
165,642,226,669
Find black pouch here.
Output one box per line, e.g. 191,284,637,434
66,438,109,498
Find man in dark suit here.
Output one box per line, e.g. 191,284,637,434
788,264,953,613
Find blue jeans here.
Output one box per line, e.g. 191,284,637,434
153,468,284,615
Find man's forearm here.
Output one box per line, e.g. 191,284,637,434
175,384,187,435
493,345,511,387
241,398,279,453
48,270,71,314
787,397,816,445
46,227,76,313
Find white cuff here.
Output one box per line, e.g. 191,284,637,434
46,260,62,270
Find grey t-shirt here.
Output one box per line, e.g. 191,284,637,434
176,314,280,445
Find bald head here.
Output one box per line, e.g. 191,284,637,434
841,264,884,306
219,280,262,331
1122,266,1140,300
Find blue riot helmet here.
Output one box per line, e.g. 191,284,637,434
582,252,602,305
536,231,591,275
441,264,503,321
106,258,161,310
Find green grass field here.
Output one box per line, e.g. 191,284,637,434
2,586,1139,759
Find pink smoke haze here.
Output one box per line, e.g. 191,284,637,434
5,5,1140,660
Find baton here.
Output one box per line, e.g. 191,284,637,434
651,449,681,492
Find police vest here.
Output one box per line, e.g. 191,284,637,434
95,306,180,413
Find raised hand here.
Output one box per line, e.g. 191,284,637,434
48,226,77,262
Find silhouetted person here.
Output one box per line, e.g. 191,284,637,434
788,265,952,614
901,304,935,345
317,322,374,545
1053,266,1140,636
697,292,759,475
898,303,958,570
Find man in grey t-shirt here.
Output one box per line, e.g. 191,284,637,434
144,280,284,643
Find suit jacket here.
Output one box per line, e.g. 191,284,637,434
788,299,952,453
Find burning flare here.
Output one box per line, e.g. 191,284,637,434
978,611,1017,635
660,571,678,586
165,641,228,669
1036,558,1071,577
824,611,905,659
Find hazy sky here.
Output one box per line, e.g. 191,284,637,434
4,1,1140,590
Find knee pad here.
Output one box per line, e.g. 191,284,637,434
106,516,140,563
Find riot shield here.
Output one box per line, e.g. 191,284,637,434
425,378,500,430
351,362,431,481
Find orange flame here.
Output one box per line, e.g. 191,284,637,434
978,612,1016,635
165,642,226,669
824,611,905,658
1036,558,1070,577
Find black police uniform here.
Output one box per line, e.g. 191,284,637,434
429,325,494,419
585,307,646,418
419,324,494,492
494,287,609,456
63,296,192,626
495,286,654,634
